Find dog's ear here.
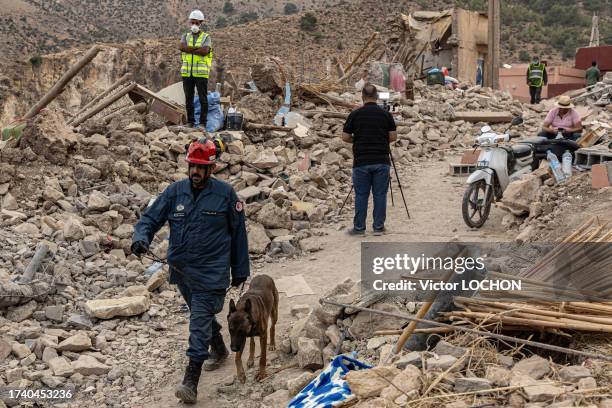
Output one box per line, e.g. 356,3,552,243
229,299,237,314
244,298,251,314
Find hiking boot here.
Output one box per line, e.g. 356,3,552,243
373,228,386,236
175,359,202,404
346,228,365,236
203,334,229,371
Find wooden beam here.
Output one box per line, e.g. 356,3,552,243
486,0,500,89
24,45,101,120
67,73,132,125
453,110,512,123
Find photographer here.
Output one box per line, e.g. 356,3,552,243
342,84,397,236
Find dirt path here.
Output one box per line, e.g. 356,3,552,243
147,156,514,407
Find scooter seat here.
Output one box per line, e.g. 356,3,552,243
521,136,549,145
511,143,532,158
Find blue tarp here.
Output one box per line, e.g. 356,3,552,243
288,354,372,408
194,91,224,132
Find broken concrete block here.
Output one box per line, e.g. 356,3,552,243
299,237,322,252
48,356,75,377
512,355,550,380
501,174,542,215
44,305,64,322
380,365,421,403
395,351,422,369
433,340,467,359
454,377,492,392
11,342,32,359
145,270,167,292
237,185,262,202
426,355,459,371
345,367,400,399
287,371,316,396
247,222,270,254
325,325,342,347
6,300,37,322
71,354,111,376
296,337,323,370
251,151,279,169
84,296,150,319
57,332,92,352
63,217,85,241
523,382,564,402
349,303,407,339
0,338,11,362
88,190,111,212
558,365,591,382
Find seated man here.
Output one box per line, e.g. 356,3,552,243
538,95,582,141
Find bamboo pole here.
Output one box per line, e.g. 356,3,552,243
341,32,379,76
446,310,612,333
320,299,612,362
24,45,101,120
67,73,132,125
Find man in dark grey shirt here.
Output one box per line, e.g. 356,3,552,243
342,84,397,236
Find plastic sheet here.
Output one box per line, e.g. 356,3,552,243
194,91,224,132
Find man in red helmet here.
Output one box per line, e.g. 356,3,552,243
131,138,249,403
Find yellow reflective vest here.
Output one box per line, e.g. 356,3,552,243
527,63,545,87
181,32,213,78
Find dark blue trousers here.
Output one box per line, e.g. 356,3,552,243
352,164,390,232
177,282,225,363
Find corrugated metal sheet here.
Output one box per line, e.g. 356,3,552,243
575,46,612,72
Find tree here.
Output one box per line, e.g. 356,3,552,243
284,3,298,15
518,50,530,62
29,55,43,67
216,16,228,28
223,1,234,14
300,13,317,31
239,11,258,24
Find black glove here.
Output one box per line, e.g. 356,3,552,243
131,241,149,257
231,277,247,288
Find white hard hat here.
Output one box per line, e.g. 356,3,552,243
189,10,204,21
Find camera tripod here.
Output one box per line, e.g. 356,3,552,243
338,151,410,219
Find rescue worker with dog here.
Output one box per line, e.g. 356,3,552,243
131,138,249,404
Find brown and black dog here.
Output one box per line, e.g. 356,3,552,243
227,274,278,383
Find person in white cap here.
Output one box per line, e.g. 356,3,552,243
538,95,582,141
179,10,213,128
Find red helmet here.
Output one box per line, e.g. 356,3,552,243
186,138,217,165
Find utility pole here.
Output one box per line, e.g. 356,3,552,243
486,0,500,89
590,14,599,47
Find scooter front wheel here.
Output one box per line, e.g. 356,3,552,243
462,180,493,228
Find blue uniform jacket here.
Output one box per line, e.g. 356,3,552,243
132,178,250,290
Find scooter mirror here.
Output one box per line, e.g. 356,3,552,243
480,125,492,133
511,116,524,126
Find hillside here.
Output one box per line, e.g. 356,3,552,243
0,0,610,66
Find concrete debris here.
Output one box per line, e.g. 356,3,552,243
84,296,150,319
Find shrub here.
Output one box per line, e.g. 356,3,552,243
284,3,298,15
223,1,234,14
300,13,317,31
239,11,258,24
29,55,43,67
518,50,530,62
216,16,228,28
313,31,324,42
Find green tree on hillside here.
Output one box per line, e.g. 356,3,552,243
284,3,298,15
223,1,234,14
300,13,317,31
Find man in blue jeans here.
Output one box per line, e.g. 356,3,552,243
342,84,398,236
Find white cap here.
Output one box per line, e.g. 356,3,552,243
189,10,204,21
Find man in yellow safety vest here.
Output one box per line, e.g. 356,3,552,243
526,55,547,105
179,10,213,128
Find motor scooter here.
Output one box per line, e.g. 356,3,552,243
462,117,579,228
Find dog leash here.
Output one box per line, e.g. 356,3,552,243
142,250,246,298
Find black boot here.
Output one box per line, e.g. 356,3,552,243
203,334,229,371
175,359,202,403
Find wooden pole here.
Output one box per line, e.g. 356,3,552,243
20,243,49,283
101,102,148,123
71,82,136,126
24,46,101,120
486,0,500,89
67,73,132,125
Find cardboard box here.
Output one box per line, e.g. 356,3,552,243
461,149,481,164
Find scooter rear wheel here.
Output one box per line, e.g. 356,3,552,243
462,180,492,228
